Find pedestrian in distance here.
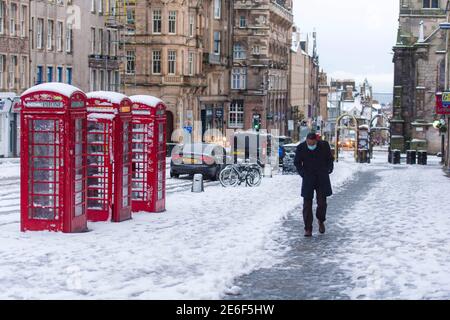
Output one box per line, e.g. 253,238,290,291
294,133,334,237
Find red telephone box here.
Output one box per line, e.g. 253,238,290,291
20,83,88,233
86,92,132,223
130,95,167,213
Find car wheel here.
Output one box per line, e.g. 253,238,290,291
170,171,179,179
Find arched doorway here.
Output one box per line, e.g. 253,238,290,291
166,110,174,142
335,114,359,162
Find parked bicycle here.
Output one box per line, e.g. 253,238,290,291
219,160,263,188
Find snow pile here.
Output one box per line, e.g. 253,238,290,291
130,95,164,107
0,157,360,300
87,91,129,105
22,83,83,98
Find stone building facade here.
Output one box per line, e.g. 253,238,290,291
289,27,320,141
392,0,446,153
124,0,294,141
0,0,30,94
29,0,122,92
123,0,209,142
231,0,293,136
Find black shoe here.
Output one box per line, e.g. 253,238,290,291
304,229,313,237
318,221,326,234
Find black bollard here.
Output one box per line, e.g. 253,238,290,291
406,150,417,165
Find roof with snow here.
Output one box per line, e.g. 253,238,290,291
87,91,129,105
130,95,164,107
22,83,83,98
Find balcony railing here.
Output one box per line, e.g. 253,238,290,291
399,8,446,16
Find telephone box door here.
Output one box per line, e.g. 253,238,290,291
23,116,64,232
113,120,132,222
70,117,88,232
86,119,113,222
132,120,153,212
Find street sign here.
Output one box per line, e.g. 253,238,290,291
436,92,450,115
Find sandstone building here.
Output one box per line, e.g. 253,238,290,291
0,0,30,93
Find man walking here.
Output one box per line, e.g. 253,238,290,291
294,133,334,237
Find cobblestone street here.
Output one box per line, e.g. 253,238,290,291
228,154,450,300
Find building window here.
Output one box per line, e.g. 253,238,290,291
47,20,54,51
233,43,246,60
213,31,221,55
36,66,43,84
188,52,194,76
66,24,73,53
423,0,439,8
56,22,63,51
152,50,161,74
0,55,4,88
66,67,72,85
229,100,244,129
126,50,135,74
239,15,247,28
0,1,4,35
231,68,247,90
8,55,17,89
90,69,97,91
214,0,221,19
168,11,176,34
189,14,195,37
57,66,63,83
20,56,27,88
153,10,161,34
90,27,96,54
98,28,103,54
47,66,53,82
168,50,176,75
20,5,26,37
127,8,135,24
37,18,44,49
100,70,105,90
9,3,17,36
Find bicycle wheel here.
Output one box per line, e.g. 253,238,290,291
219,166,239,187
246,167,262,187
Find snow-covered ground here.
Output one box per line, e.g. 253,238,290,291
0,155,360,299
336,154,450,300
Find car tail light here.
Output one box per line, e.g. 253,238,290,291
202,155,215,165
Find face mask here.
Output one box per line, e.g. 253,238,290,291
308,144,317,151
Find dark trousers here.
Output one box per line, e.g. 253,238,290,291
303,189,327,231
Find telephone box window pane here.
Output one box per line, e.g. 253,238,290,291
33,157,55,169
33,120,56,131
33,132,56,144
32,208,55,220
33,145,55,156
33,183,55,195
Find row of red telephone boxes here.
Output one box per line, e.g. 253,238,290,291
20,83,167,233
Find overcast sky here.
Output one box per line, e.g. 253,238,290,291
293,0,399,94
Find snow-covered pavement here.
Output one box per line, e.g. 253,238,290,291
3,151,448,300
0,156,359,299
229,152,450,300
